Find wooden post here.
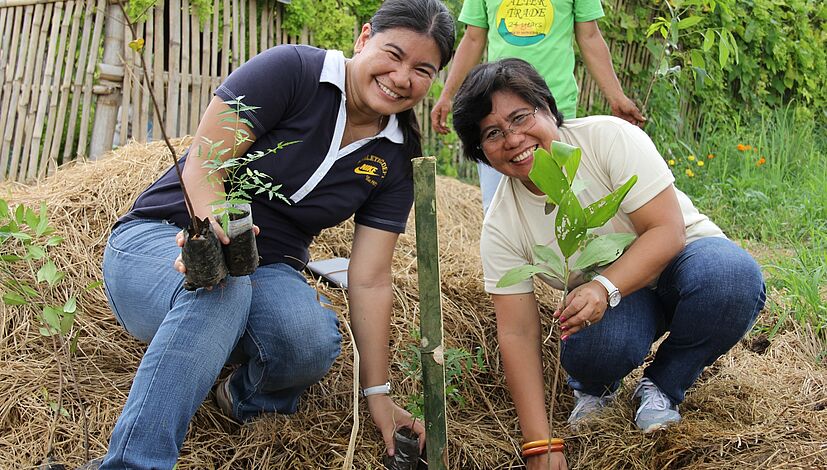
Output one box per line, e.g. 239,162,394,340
89,2,124,159
412,156,448,470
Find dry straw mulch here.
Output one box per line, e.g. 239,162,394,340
1,140,825,469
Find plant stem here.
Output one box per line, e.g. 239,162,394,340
546,265,569,468
63,335,90,461
116,1,200,231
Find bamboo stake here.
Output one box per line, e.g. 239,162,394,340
220,0,229,79
48,0,82,167
8,4,41,181
197,3,210,119
0,6,21,178
247,0,256,57
210,0,218,78
62,0,96,161
166,0,181,135
180,0,191,134
259,0,268,50
40,1,74,177
118,17,132,146
188,10,199,132
411,156,449,470
76,0,106,159
26,2,59,179
138,7,153,142
152,0,164,139
0,7,9,78
230,0,239,69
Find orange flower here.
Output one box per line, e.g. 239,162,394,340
745,145,753,151
756,157,766,166
737,144,746,151
707,154,715,159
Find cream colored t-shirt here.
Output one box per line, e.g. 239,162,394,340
481,116,725,295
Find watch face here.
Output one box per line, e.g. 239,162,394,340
608,291,621,307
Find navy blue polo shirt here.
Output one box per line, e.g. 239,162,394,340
118,45,415,269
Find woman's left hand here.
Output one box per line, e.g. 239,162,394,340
553,280,609,336
366,394,426,456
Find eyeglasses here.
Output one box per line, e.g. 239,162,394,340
479,108,538,149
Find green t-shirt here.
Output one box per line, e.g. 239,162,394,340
458,0,604,118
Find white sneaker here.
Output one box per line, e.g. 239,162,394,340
633,377,681,432
567,390,613,428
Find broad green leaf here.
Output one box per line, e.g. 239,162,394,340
717,31,730,68
584,175,638,228
572,233,637,271
528,148,568,206
550,141,581,184
727,30,739,64
19,283,38,297
42,306,62,330
703,28,715,52
37,261,64,286
45,236,63,246
497,264,559,288
69,332,80,355
1,254,22,262
532,245,564,279
35,202,49,236
60,313,75,335
670,17,679,44
0,199,8,218
677,16,703,30
555,191,587,258
2,292,27,305
14,204,24,224
63,297,77,314
39,326,55,337
10,232,32,242
26,245,46,260
691,50,705,69
24,206,39,230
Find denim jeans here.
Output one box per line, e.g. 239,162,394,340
561,237,766,405
100,219,341,470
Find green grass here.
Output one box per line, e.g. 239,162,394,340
655,106,826,349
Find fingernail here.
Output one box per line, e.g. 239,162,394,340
560,325,568,331
560,317,567,322
561,335,569,341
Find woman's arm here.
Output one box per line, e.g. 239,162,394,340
493,292,568,470
348,224,425,454
181,96,257,241
556,185,685,333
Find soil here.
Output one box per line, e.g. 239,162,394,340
182,217,229,290
223,211,259,276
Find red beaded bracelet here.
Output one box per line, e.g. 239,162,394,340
522,438,565,451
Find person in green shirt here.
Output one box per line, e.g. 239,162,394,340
431,0,645,212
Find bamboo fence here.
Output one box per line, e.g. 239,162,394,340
0,0,662,184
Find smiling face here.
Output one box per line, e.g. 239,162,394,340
480,91,561,193
347,25,441,120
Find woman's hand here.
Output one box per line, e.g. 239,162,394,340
553,280,609,336
366,394,426,456
526,451,568,470
173,223,259,273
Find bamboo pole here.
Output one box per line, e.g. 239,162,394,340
247,0,256,57
230,0,239,69
152,0,164,139
166,0,181,135
40,0,74,177
0,6,21,179
138,7,152,142
220,0,229,79
62,0,96,161
7,3,41,181
89,2,124,159
179,0,191,135
411,156,449,470
26,2,60,179
0,7,9,79
118,16,132,146
48,0,81,168
75,0,106,159
190,9,201,132
0,0,62,7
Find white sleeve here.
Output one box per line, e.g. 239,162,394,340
480,221,534,295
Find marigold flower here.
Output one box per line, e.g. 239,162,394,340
737,144,746,151
756,157,766,166
707,154,715,159
688,155,696,161
745,145,753,151
697,160,704,167
668,159,676,166
685,168,695,177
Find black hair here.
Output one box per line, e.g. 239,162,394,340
452,58,564,165
370,0,456,157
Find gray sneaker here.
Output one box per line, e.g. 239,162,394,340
214,373,241,423
633,377,681,432
567,390,613,428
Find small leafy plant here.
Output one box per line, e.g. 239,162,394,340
497,142,638,294
398,329,487,421
200,96,293,234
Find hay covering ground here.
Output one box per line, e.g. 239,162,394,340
1,140,825,469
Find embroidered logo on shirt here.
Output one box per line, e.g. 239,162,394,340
354,155,388,186
496,0,554,46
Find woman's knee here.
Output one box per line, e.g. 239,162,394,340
561,333,649,385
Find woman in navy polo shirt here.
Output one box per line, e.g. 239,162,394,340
96,0,455,467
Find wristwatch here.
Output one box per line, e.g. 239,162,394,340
593,275,621,308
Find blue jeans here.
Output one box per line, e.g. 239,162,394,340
561,237,766,405
100,219,341,469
